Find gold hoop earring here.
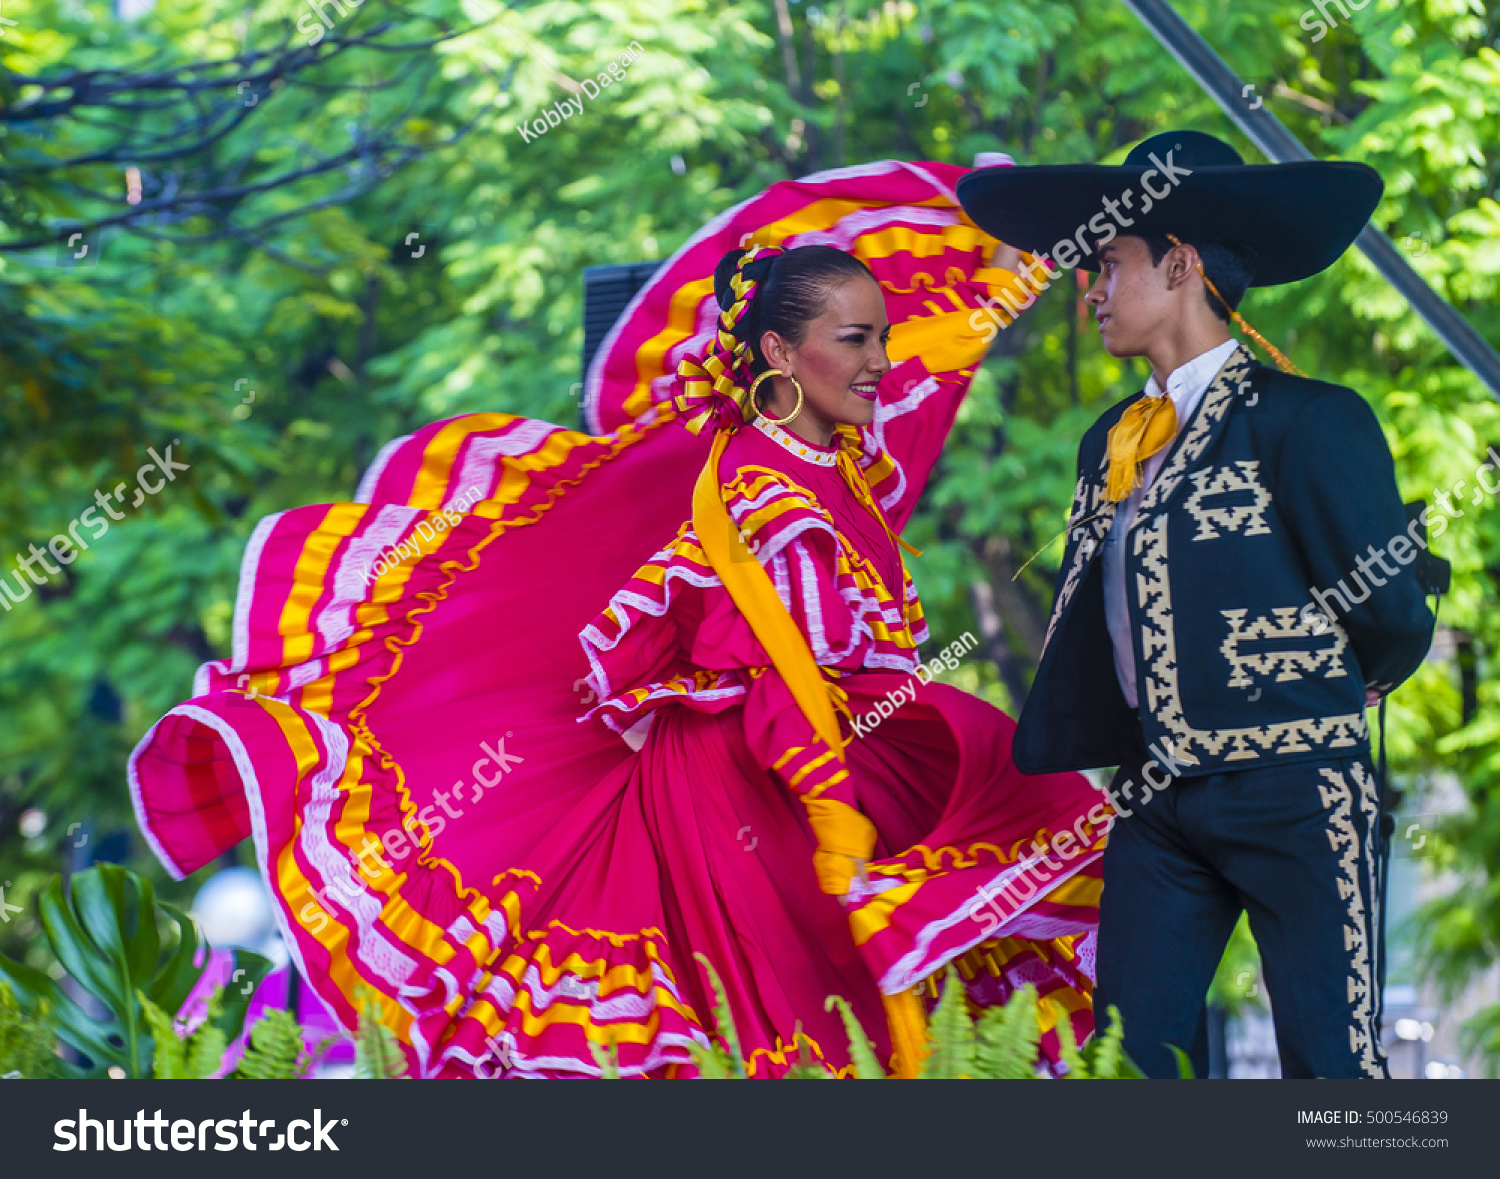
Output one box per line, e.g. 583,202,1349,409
759,373,804,426
747,368,782,407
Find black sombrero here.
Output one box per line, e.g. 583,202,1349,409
955,130,1382,287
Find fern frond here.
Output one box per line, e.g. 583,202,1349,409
688,1038,735,1078
973,983,1040,1079
1081,1005,1146,1079
352,986,408,1079
919,969,974,1079
234,1008,309,1079
1053,999,1088,1078
139,989,229,1079
587,1034,623,1079
185,991,229,1079
1084,1007,1123,1078
138,993,187,1079
781,1022,833,1078
824,995,886,1079
691,953,746,1079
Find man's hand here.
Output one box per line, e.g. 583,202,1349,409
987,238,1023,276
1365,687,1382,709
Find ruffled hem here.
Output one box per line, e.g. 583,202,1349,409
398,923,714,1078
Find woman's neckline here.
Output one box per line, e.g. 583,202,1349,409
751,415,840,466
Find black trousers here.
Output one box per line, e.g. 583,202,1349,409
1093,748,1388,1079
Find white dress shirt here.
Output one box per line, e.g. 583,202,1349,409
1102,338,1240,709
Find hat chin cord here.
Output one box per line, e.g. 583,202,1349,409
1166,233,1307,377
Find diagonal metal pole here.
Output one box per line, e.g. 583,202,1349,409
1120,0,1500,404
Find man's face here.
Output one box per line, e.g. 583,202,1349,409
1084,235,1176,358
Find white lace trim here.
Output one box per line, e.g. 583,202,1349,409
752,415,839,466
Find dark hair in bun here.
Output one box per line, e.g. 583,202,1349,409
712,245,876,376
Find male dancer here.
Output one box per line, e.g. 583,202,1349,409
957,131,1436,1078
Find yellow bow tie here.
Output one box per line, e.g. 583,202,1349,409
1105,393,1178,502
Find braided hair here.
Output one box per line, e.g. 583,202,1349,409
712,245,876,400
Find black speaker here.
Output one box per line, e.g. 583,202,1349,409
580,262,664,383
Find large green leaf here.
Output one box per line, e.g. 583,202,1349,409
0,866,240,1077
148,902,206,1016
213,947,273,1047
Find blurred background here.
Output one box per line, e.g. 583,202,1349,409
1,0,1497,1078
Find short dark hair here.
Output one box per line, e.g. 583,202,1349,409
713,245,876,376
1141,236,1257,323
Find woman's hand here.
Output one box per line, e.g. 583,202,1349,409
835,857,872,908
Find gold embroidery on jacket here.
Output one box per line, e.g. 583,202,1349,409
1183,460,1273,540
1220,607,1350,688
1131,349,1366,763
1039,462,1117,658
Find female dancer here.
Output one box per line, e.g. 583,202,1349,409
130,162,1108,1077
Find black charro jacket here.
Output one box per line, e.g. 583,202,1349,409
1013,344,1436,777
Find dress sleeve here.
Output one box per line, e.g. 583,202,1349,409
721,467,926,672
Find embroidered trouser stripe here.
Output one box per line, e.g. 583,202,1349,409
1095,751,1389,1079
1317,762,1384,1079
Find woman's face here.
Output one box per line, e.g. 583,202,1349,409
758,276,892,440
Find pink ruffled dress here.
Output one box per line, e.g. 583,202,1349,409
128,159,1107,1077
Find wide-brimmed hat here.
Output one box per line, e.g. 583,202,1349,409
955,130,1382,286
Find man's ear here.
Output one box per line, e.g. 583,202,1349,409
1164,243,1199,292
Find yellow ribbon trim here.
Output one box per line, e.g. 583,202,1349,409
835,448,923,558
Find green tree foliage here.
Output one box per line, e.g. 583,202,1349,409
2,0,1498,1067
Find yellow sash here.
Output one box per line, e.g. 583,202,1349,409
692,430,847,756
693,427,926,1075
